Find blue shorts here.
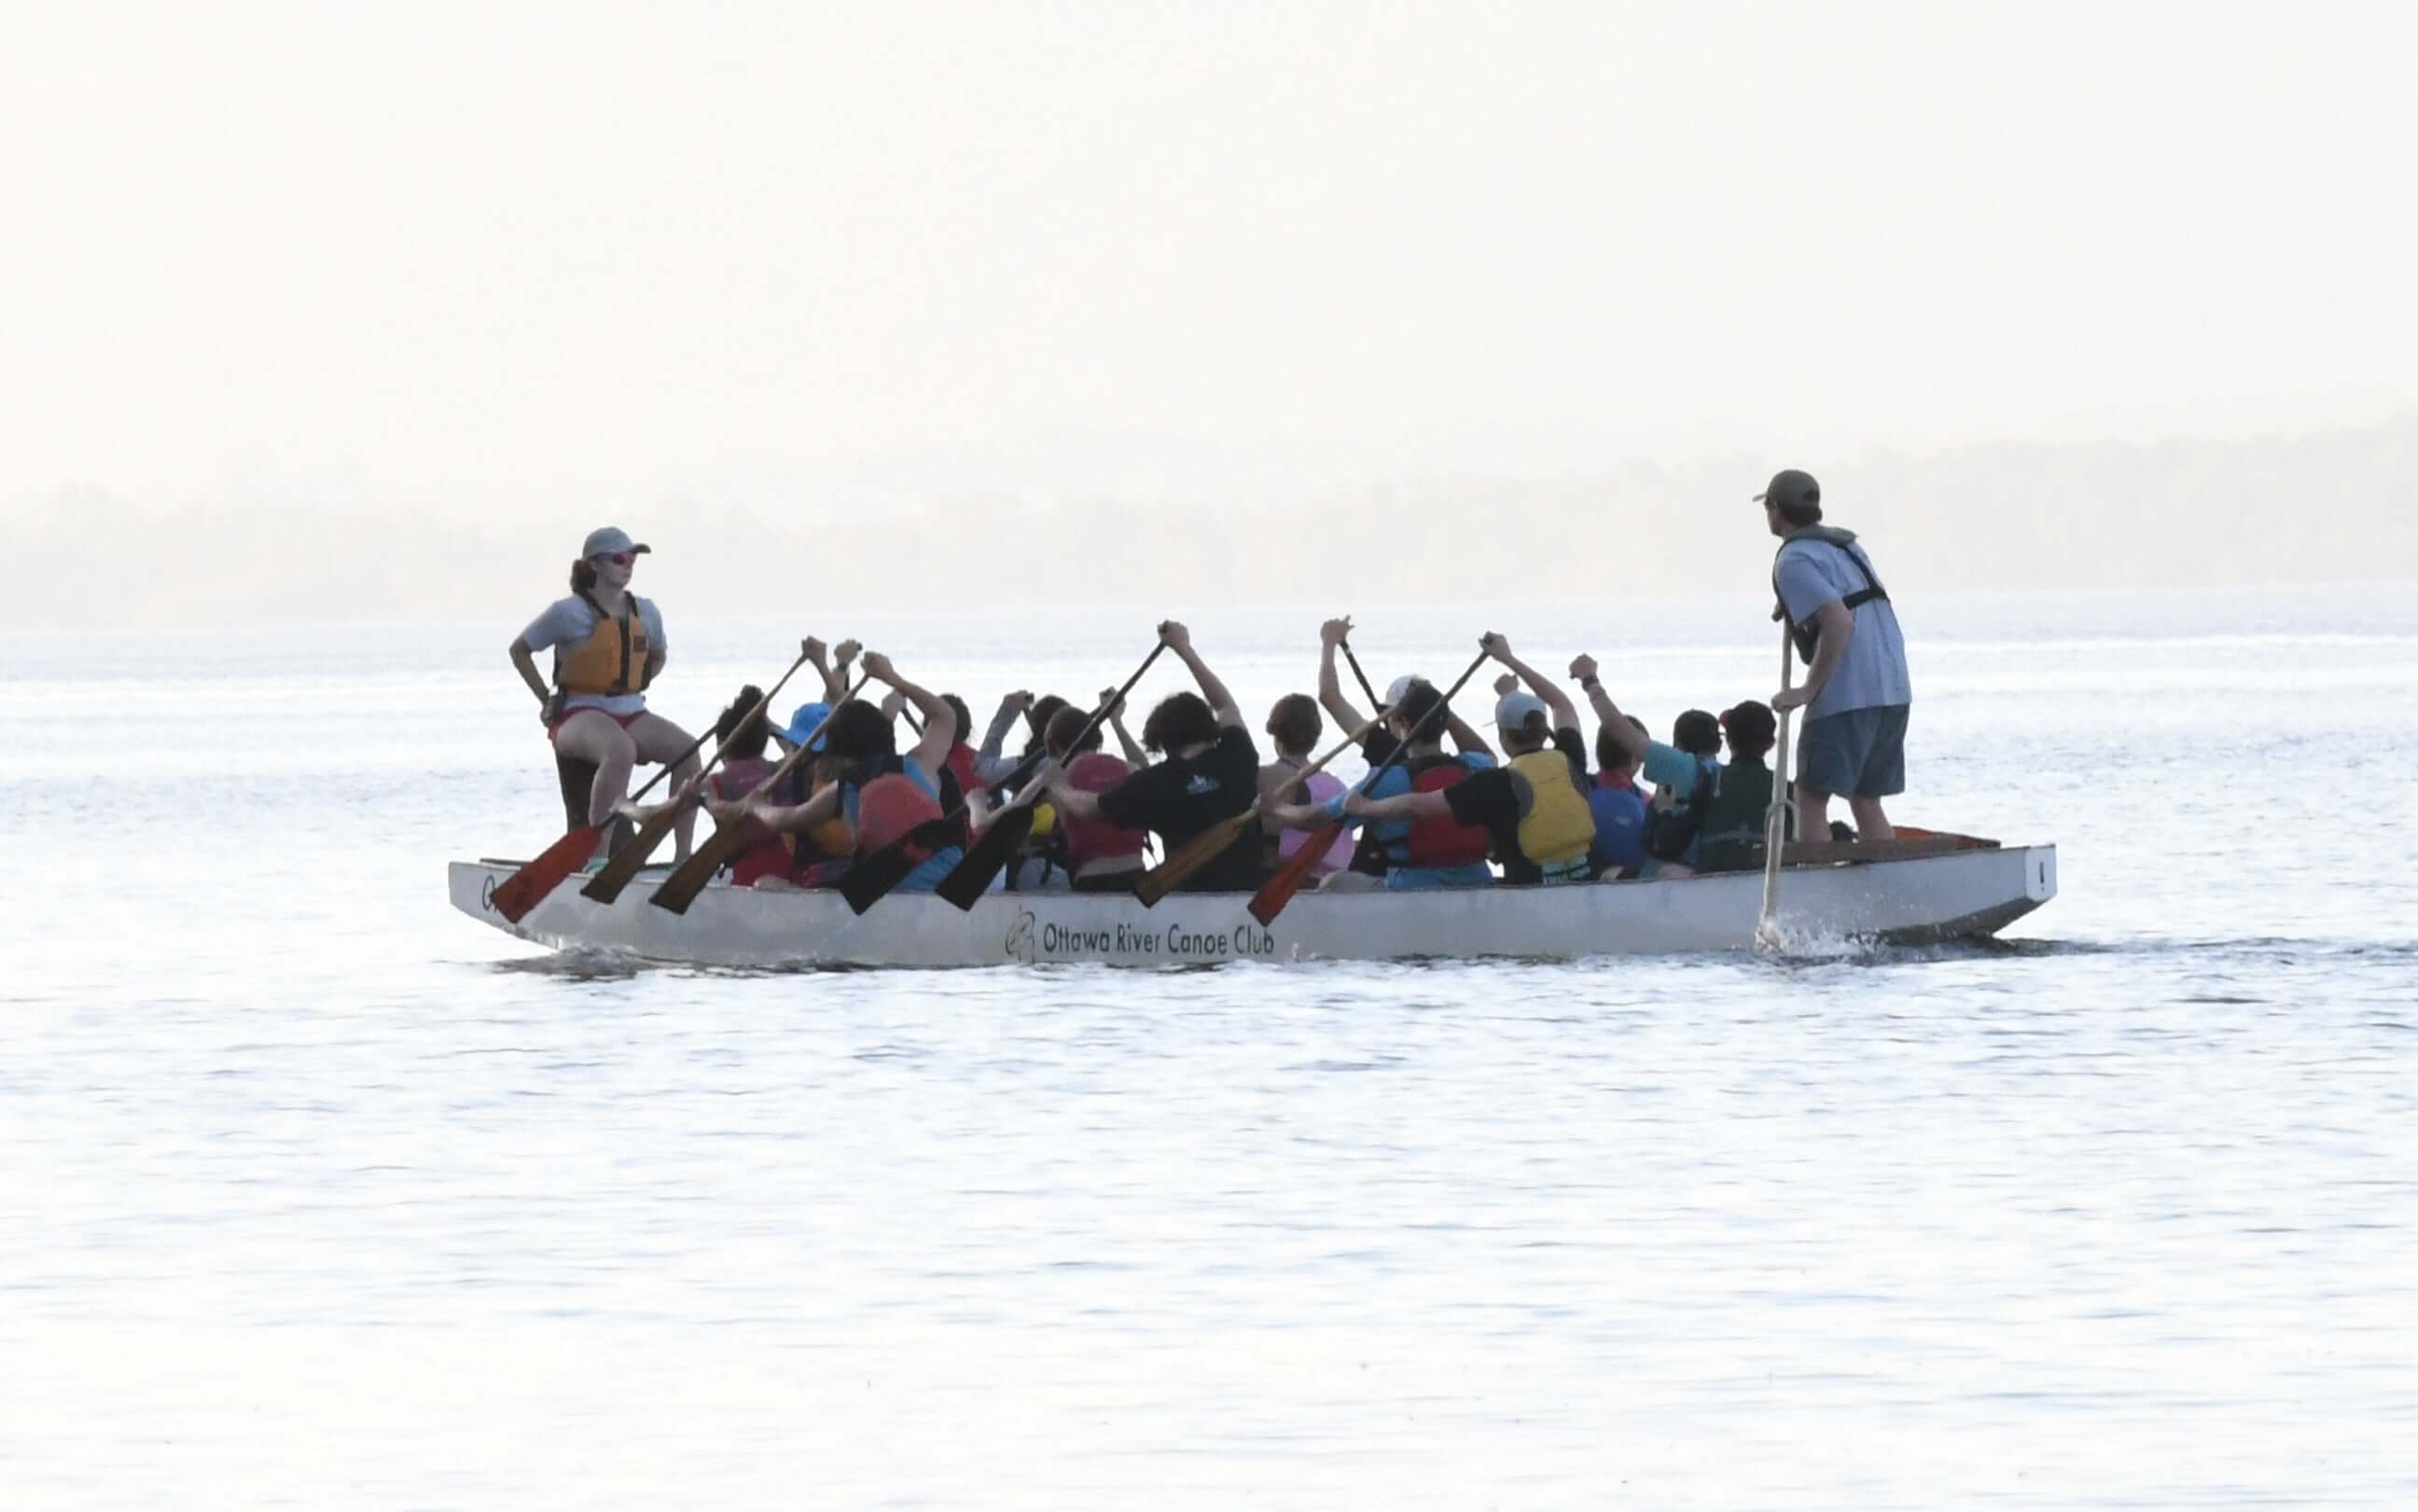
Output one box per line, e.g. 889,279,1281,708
1797,703,1908,798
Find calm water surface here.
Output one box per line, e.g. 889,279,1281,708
6,590,2415,1508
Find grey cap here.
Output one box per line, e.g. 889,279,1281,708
1753,469,1820,513
1383,674,1420,705
1494,690,1548,729
581,525,652,558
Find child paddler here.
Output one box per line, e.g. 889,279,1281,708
1043,621,1263,895
507,526,700,863
1346,634,1595,885
728,653,968,894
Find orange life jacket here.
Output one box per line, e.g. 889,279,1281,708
553,593,653,698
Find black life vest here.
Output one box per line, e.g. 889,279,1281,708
1693,760,1780,873
1646,757,1718,863
1772,527,1889,663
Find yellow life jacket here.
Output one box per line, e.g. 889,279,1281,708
553,594,653,698
1509,747,1595,870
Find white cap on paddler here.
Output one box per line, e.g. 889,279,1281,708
1494,690,1548,730
1383,674,1420,706
581,525,651,559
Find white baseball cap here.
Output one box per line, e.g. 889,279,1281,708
1494,691,1548,729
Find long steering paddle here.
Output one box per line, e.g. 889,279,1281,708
1754,621,1797,953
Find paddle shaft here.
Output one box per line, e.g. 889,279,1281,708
1758,622,1795,938
975,644,1173,828
1340,639,1383,711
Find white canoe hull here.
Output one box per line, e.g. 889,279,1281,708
449,844,2056,968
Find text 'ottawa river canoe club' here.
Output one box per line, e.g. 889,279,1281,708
1007,911,1282,963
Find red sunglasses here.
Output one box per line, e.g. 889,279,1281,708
592,551,636,567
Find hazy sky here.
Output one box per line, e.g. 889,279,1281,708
6,1,2412,520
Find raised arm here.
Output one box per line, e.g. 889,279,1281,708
1159,620,1241,729
861,652,956,778
1100,687,1148,768
1481,632,1579,732
1316,616,1368,728
974,691,1032,783
1569,654,1648,766
1444,709,1494,760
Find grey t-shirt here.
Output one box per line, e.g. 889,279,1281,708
1774,536,1911,720
521,594,666,715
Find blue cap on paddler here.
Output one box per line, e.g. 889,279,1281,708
777,701,833,752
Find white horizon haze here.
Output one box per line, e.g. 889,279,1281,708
7,1,2415,625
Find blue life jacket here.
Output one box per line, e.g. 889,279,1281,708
1587,781,1648,873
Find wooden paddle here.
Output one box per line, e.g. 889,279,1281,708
1131,713,1382,908
1245,646,1490,926
1755,622,1796,954
578,645,817,905
647,673,870,916
925,644,1173,910
491,656,799,924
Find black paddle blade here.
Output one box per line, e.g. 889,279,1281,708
936,808,1034,911
838,845,919,915
493,824,602,923
1245,821,1338,926
648,824,746,916
580,810,676,903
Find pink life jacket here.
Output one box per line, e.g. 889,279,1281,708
1275,769,1355,879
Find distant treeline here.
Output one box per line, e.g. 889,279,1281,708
21,418,2418,628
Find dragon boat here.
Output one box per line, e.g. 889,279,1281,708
450,833,2056,968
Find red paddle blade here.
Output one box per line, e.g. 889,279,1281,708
1245,821,1337,926
492,824,601,923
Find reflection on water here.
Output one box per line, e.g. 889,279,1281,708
7,592,2418,1508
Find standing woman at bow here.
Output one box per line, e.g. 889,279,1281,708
507,526,702,864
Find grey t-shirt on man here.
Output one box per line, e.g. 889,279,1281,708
1773,536,1911,722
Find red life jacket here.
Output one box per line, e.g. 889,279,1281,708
1401,755,1493,868
1060,752,1146,867
849,757,952,861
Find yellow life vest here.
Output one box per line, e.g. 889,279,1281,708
1509,747,1594,869
554,594,653,698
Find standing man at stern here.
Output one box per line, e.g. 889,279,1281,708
1760,469,1911,844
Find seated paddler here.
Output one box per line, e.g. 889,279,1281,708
1345,633,1595,885
1269,628,1497,892
734,652,967,893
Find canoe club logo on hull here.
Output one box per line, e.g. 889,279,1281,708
1005,909,1282,964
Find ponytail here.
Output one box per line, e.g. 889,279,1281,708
569,559,599,594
